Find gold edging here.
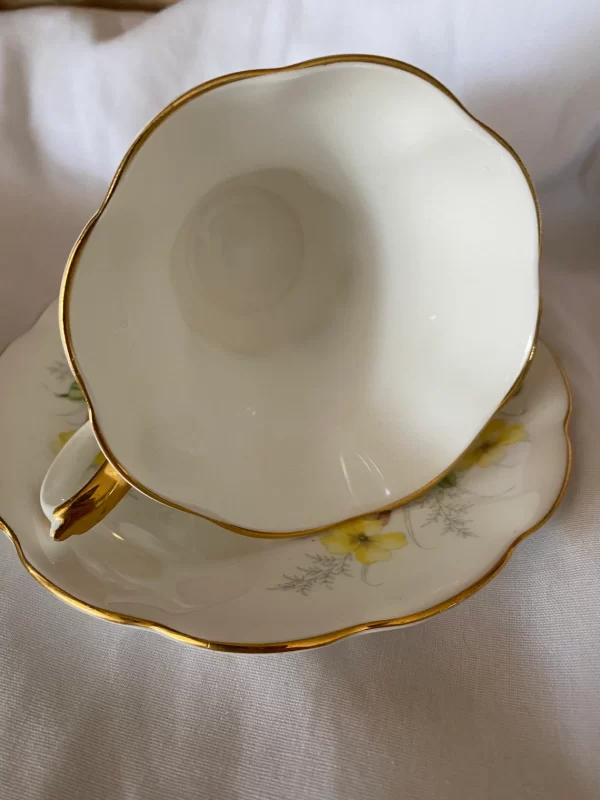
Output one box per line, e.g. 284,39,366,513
0,350,572,653
51,460,131,541
59,53,543,539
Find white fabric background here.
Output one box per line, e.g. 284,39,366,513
0,1,599,798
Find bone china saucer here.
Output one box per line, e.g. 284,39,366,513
0,304,569,653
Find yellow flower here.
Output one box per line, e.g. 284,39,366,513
455,419,526,471
52,429,105,467
321,517,407,565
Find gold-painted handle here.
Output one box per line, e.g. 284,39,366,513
50,460,130,541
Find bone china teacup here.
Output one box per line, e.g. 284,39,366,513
41,54,540,542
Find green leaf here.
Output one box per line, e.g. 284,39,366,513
66,381,85,402
437,471,457,489
55,381,85,402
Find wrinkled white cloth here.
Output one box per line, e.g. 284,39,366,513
0,2,599,798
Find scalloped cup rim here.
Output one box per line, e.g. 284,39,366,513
60,54,541,536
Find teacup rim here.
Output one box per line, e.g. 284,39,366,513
59,53,542,538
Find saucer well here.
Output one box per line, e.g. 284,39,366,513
0,303,570,653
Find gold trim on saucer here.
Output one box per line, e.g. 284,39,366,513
59,53,543,539
0,350,571,653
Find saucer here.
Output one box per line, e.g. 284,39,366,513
0,303,571,653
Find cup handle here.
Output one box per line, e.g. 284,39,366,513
40,421,130,541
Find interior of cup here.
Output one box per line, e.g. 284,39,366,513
66,58,539,532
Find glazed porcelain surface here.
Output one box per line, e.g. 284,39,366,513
1,304,569,652
62,55,540,533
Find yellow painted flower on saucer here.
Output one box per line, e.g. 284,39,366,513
455,419,526,471
321,517,407,565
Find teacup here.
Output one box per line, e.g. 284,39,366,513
42,54,540,541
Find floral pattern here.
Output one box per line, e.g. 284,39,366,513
321,515,407,565
411,480,475,539
455,419,526,471
272,512,407,594
55,380,85,403
48,362,103,467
